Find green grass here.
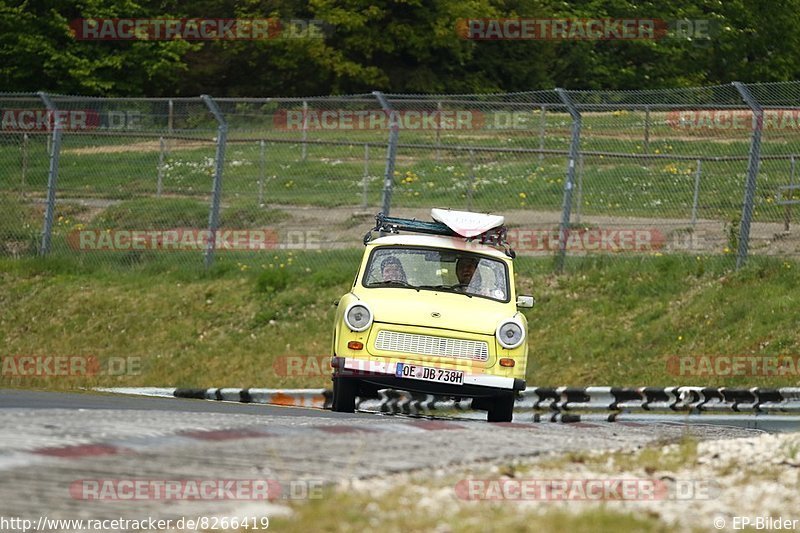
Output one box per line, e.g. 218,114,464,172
3,109,800,221
91,197,289,230
0,249,358,390
0,194,40,254
266,487,670,533
526,254,800,386
0,192,99,256
1,251,799,390
262,425,799,532
0,143,755,219
536,436,699,475
0,195,291,261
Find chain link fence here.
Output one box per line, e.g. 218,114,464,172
1,83,799,273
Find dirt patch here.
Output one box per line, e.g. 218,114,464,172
264,203,800,257
63,139,213,155
18,195,800,257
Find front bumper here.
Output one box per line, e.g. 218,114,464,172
331,356,526,398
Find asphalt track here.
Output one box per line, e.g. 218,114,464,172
0,389,358,418
0,389,769,531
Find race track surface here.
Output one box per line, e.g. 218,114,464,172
0,389,764,531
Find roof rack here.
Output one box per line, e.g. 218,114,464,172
372,213,457,237
363,212,516,258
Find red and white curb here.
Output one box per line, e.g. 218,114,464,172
95,387,330,408
0,410,476,473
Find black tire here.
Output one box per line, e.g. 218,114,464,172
487,392,515,422
332,377,358,413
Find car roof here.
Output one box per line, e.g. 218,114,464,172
367,234,510,260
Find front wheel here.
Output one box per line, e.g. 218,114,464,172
331,377,358,413
487,392,515,422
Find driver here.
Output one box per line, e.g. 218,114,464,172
456,256,479,285
455,256,489,296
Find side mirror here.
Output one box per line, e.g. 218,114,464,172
516,295,535,308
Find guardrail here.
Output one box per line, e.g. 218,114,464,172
98,386,800,415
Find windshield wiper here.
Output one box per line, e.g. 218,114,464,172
368,280,420,291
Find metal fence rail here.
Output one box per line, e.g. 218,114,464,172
2,82,800,271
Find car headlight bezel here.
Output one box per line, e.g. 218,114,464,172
495,318,525,349
344,302,373,332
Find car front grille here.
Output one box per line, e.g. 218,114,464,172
374,330,489,362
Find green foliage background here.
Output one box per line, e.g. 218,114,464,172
2,0,799,96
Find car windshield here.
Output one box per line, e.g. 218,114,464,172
363,246,509,302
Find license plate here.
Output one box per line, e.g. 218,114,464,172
395,363,464,385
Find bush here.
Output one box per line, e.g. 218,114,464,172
256,268,293,293
93,198,209,230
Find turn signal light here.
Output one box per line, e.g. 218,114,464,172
348,341,364,350
499,358,515,367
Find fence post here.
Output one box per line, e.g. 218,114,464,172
168,99,174,133
259,140,266,207
575,153,584,224
301,100,308,162
167,99,174,152
37,91,62,256
785,155,795,232
373,91,398,216
362,143,370,209
21,133,29,188
467,149,476,211
643,105,651,158
538,105,547,164
156,136,166,197
201,95,228,270
691,159,702,226
732,82,764,269
435,101,442,162
555,88,581,274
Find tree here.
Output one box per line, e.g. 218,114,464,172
0,0,194,95
1,0,800,96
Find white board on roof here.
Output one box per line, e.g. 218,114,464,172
430,208,504,238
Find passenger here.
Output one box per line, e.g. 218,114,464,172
380,256,407,283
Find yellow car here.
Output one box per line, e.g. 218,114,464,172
330,209,534,422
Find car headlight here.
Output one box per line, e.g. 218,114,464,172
344,302,373,332
496,319,525,349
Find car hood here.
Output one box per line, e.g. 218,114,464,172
353,287,512,335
